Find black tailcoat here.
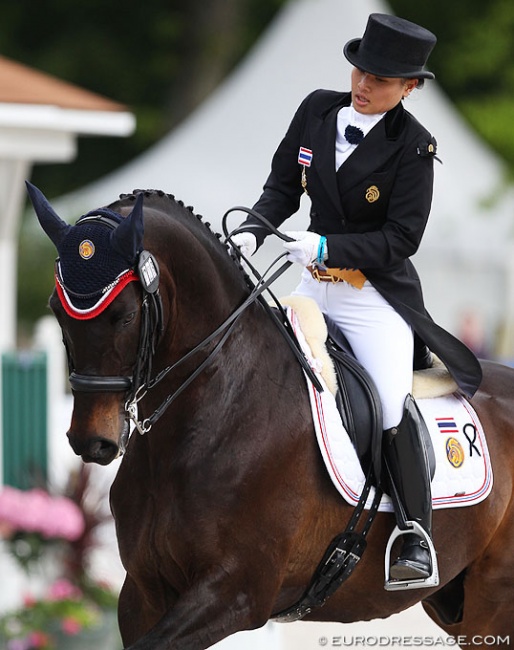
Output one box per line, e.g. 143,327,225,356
243,89,482,397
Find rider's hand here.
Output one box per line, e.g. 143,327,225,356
283,231,327,267
230,232,257,258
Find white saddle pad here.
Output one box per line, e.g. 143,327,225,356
288,307,493,512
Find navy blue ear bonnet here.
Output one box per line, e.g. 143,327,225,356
57,209,139,310
25,182,147,318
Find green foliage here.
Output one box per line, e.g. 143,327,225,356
0,0,285,197
17,221,55,340
388,0,514,173
6,0,285,332
0,579,117,649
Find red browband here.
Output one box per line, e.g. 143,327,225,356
55,269,139,320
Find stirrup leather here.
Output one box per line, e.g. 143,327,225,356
384,521,439,591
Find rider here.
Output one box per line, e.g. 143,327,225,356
231,13,482,583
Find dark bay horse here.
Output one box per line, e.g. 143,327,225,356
28,185,514,649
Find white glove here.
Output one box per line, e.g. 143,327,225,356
230,232,257,258
283,231,326,267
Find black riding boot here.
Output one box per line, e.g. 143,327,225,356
383,395,433,581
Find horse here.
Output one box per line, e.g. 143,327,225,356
27,184,514,649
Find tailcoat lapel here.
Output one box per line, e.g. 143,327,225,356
337,101,406,196
309,96,407,208
310,94,349,214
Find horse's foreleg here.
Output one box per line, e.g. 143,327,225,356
123,565,275,650
118,574,178,647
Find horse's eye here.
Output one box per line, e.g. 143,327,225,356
122,312,136,327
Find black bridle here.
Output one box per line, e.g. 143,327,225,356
66,207,323,437
67,283,162,398
63,213,163,402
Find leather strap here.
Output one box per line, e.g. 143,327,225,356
307,265,367,289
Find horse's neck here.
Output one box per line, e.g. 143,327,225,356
150,231,249,376
164,228,247,328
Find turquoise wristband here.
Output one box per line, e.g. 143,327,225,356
316,236,327,265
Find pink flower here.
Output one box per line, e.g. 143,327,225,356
0,486,85,541
28,630,50,647
0,520,15,538
61,617,83,635
47,578,82,601
44,496,85,541
22,594,36,607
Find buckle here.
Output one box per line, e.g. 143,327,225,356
309,265,339,283
311,266,323,282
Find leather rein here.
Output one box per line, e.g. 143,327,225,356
66,208,323,437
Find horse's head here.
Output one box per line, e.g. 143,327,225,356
27,183,161,464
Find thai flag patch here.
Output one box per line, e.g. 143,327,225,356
298,147,313,167
435,417,459,434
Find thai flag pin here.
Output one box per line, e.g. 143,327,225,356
298,147,313,167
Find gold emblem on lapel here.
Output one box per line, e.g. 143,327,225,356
366,185,380,203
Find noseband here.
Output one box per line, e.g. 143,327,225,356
67,285,162,398
69,373,132,392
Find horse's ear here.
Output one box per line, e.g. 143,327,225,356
110,192,145,262
25,181,71,248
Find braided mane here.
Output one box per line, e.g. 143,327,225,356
111,188,222,246
109,188,248,280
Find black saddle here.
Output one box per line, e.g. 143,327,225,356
324,317,435,485
324,317,383,483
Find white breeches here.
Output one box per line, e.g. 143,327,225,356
292,270,414,429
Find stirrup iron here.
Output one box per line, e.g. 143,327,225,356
384,521,439,591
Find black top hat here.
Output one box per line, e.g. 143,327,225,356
343,13,436,80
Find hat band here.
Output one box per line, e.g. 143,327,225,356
55,267,139,320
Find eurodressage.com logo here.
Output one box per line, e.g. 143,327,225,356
316,635,510,647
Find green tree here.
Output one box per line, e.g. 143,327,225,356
3,0,285,334
388,0,514,174
0,0,284,198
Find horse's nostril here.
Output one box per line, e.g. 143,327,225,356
68,433,119,466
91,439,113,455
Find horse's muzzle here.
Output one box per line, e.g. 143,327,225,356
67,389,131,464
67,430,121,465
67,412,130,465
